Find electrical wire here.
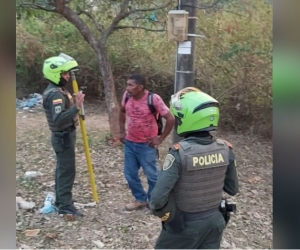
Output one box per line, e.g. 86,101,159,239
176,0,223,10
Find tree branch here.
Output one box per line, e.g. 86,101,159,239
221,9,246,17
181,0,222,9
77,10,103,32
101,0,174,43
51,1,100,54
129,0,174,13
17,2,55,12
114,25,166,32
101,0,130,43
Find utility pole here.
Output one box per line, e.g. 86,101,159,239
173,0,198,143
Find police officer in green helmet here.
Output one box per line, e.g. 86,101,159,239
42,53,85,217
150,87,239,249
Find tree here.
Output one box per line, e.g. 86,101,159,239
16,0,174,145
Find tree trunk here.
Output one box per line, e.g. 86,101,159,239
97,44,121,145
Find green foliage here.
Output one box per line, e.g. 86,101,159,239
194,0,272,136
16,12,98,95
16,0,173,96
16,0,272,137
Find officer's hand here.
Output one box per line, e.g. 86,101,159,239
75,91,85,109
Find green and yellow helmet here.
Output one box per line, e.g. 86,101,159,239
170,87,220,136
42,53,78,84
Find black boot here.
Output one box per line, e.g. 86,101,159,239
58,204,83,217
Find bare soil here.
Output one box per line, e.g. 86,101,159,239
16,103,272,249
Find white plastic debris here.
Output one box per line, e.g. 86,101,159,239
92,240,104,249
16,196,35,210
19,243,32,249
221,239,231,249
74,202,97,209
24,171,43,180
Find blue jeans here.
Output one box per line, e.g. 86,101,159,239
124,139,158,202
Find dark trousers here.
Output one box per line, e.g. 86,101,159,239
51,130,76,209
155,211,226,249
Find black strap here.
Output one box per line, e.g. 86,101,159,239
124,91,156,115
147,92,156,115
125,92,129,104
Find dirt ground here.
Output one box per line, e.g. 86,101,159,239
16,103,273,249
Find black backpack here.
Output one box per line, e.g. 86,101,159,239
125,92,163,135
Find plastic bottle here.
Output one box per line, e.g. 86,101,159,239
44,192,55,206
40,192,57,214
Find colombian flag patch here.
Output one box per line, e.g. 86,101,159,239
53,99,62,105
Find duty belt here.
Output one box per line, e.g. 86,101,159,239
52,126,76,134
183,207,219,222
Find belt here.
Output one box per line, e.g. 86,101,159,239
52,126,76,134
183,207,219,221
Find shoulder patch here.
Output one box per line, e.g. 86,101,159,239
162,154,175,171
53,99,62,105
55,105,61,114
172,143,181,151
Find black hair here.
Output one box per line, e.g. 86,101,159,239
184,131,212,138
58,76,68,87
129,74,146,88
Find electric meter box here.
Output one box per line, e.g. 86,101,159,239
167,10,189,42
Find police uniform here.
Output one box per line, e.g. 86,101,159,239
150,135,239,249
42,82,80,212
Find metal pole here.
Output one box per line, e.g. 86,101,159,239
70,70,99,203
173,0,197,143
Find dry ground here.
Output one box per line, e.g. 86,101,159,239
16,103,272,249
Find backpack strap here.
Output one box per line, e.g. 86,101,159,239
125,92,130,104
147,92,156,115
125,91,157,115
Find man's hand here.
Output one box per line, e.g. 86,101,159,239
146,136,163,147
120,130,126,144
119,106,126,144
74,91,85,110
